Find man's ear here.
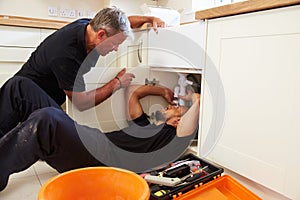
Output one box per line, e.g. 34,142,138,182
97,29,107,40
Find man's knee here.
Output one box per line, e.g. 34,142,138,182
4,76,26,88
2,76,32,96
26,107,66,131
29,107,67,147
30,107,65,121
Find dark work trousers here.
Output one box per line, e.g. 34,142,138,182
0,107,102,191
0,76,61,138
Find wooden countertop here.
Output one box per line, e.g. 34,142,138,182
0,15,68,29
0,15,153,31
195,0,300,20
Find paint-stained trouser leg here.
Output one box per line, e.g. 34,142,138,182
0,107,102,192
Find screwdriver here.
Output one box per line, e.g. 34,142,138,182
181,165,208,182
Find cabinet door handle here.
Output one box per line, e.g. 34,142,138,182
138,40,143,63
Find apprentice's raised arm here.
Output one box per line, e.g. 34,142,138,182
125,85,174,121
176,92,200,137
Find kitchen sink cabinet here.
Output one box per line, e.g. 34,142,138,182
201,5,300,199
147,22,205,153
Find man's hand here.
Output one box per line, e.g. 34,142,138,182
128,16,166,32
179,90,200,104
151,17,166,32
116,68,135,88
163,88,174,104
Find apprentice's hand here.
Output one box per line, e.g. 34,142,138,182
163,88,174,103
116,68,135,89
179,90,200,104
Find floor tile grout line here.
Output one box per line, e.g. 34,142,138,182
33,164,42,186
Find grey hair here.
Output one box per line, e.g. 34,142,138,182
89,7,132,37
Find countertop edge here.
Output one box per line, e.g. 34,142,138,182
0,15,153,31
195,0,300,20
0,15,69,29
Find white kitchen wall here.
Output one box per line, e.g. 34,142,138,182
192,0,247,11
110,0,194,24
109,0,157,15
156,0,248,23
0,0,105,21
111,0,248,18
158,0,194,23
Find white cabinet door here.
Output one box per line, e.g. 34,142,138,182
201,5,300,199
0,25,40,47
0,26,40,86
0,26,57,87
148,21,205,71
0,46,35,85
118,29,148,68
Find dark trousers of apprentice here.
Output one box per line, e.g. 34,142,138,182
0,76,61,138
0,107,102,191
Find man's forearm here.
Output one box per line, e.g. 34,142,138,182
128,16,154,28
67,77,120,111
128,16,165,30
87,77,120,108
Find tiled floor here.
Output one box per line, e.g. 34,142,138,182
0,161,59,200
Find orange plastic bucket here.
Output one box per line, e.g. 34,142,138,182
38,167,150,200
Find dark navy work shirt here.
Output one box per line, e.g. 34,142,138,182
15,19,92,106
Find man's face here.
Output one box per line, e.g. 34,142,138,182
161,105,188,120
159,105,188,127
96,32,127,56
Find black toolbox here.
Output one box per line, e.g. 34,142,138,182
145,153,261,200
145,153,224,200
